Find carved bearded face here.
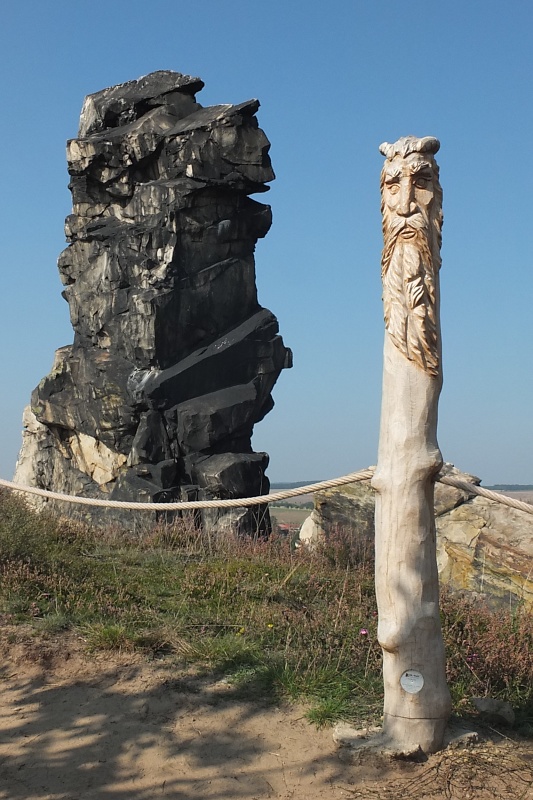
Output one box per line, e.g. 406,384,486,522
382,153,438,241
379,138,443,377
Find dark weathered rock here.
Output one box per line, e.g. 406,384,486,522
15,71,291,534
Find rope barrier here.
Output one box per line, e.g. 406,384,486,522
0,469,532,515
0,470,375,511
437,475,533,515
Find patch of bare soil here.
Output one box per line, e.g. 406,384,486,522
0,629,532,800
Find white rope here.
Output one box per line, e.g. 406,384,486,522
437,475,533,515
0,470,375,511
0,470,531,515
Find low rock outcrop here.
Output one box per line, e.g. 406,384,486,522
302,466,533,609
15,71,291,534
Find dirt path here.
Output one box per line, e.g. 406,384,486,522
0,633,532,799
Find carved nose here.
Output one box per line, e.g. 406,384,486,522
397,182,414,216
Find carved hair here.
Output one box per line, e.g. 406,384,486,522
379,136,443,377
379,136,440,160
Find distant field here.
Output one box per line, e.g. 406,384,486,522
499,490,533,503
270,483,316,507
270,494,313,507
486,485,533,491
268,486,533,527
270,507,311,528
270,482,321,490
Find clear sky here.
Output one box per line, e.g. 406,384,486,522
0,1,531,486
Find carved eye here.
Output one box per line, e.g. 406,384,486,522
415,176,430,188
387,183,400,194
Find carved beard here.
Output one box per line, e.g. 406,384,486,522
381,224,439,377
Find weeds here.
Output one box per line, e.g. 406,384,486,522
0,489,532,730
83,622,134,652
441,590,533,730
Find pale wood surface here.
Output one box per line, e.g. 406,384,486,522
371,136,451,753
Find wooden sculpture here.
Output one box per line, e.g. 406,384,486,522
371,135,452,754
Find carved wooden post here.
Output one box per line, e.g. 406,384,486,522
371,136,452,754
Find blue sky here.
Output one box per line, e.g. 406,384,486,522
0,1,531,485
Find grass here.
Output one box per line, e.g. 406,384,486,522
0,488,532,731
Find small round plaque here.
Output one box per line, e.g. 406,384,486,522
400,669,424,694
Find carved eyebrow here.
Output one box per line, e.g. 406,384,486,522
410,161,432,175
384,167,401,181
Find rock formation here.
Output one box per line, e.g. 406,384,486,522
15,71,291,534
301,466,533,609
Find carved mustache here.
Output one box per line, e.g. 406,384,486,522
387,213,428,237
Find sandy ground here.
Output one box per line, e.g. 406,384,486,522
0,632,532,800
